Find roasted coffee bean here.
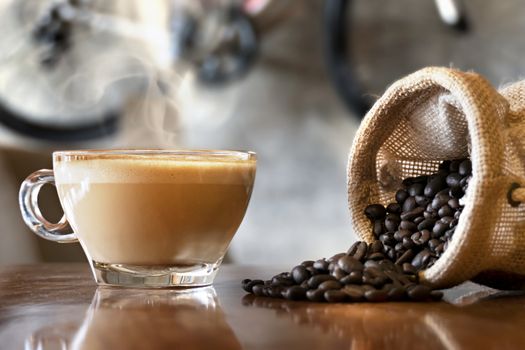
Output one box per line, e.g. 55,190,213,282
428,239,441,251
346,242,360,255
386,203,401,214
400,207,425,221
306,288,325,302
332,267,347,280
417,218,435,231
272,276,294,286
395,189,409,204
454,210,462,220
313,259,329,272
301,260,315,267
380,233,396,246
338,255,364,273
446,172,462,188
364,260,380,269
448,198,460,209
368,252,385,260
394,242,404,252
423,210,438,220
291,265,310,284
353,242,368,261
343,285,365,300
305,266,318,276
241,279,252,289
373,220,384,237
395,249,414,265
399,220,417,232
432,221,448,238
432,194,450,210
411,249,430,269
363,275,387,288
318,280,343,290
384,215,400,232
340,271,362,285
370,240,384,253
252,284,266,296
420,230,431,244
424,175,446,198
459,176,469,188
415,195,430,206
438,205,454,218
435,243,445,255
402,236,415,249
307,275,335,289
268,286,285,298
440,216,454,225
410,231,422,244
364,289,388,302
365,204,387,220
408,183,425,196
413,216,425,225
324,289,348,303
387,286,406,301
283,286,306,300
402,196,417,212
459,159,472,176
407,285,432,300
243,279,264,293
394,229,411,241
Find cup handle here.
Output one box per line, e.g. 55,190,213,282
19,169,78,243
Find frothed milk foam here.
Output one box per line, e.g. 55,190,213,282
54,154,256,265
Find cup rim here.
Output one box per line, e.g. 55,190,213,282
53,149,256,161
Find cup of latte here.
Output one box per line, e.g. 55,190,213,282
19,150,256,288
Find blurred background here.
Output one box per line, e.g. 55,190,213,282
1,0,525,265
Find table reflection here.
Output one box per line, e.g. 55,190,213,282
26,287,241,350
242,289,525,349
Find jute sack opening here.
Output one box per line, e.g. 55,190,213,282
347,67,525,289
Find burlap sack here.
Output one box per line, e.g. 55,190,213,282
347,67,525,289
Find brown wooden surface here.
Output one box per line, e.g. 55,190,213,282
1,264,525,350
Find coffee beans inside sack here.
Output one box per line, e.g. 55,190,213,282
243,66,525,301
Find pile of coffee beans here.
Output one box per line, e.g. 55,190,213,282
242,159,471,303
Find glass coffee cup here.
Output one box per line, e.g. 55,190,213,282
19,150,256,288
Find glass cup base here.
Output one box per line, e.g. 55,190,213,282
91,260,221,288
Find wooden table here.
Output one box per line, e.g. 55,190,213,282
1,264,525,349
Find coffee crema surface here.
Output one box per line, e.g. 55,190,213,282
54,154,256,266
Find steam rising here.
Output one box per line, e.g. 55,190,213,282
0,0,189,148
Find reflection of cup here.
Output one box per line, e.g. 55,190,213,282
26,287,242,350
19,149,256,287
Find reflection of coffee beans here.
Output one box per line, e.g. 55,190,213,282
242,159,471,303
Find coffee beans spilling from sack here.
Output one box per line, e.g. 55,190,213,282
242,159,471,302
